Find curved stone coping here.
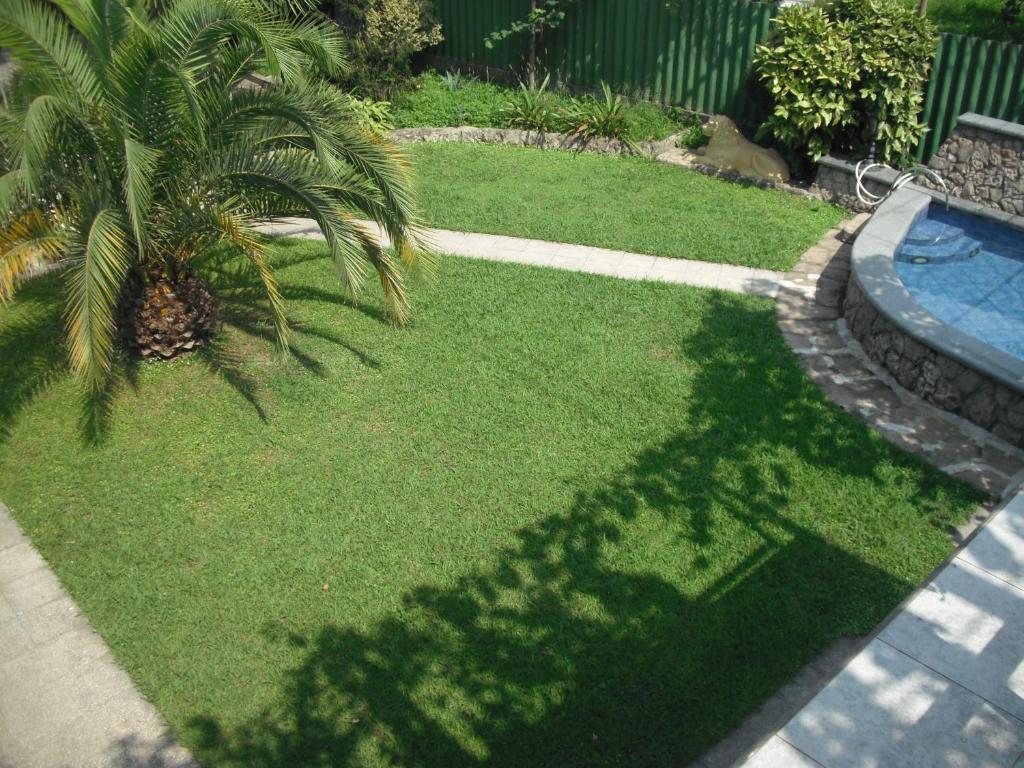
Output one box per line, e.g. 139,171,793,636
851,187,1024,394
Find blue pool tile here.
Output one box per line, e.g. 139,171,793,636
896,205,1024,361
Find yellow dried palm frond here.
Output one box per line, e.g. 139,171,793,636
0,209,67,302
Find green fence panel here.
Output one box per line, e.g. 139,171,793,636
431,0,776,124
430,2,1024,162
916,33,1024,161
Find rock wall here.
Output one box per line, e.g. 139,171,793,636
389,126,675,159
843,277,1024,447
925,114,1024,216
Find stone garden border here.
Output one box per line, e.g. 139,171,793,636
390,125,676,158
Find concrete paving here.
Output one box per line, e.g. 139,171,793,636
0,504,196,768
255,218,785,297
738,491,1024,768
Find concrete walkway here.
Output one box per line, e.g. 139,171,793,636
0,504,196,768
256,218,785,297
739,491,1024,768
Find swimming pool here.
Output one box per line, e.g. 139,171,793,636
844,187,1024,445
895,206,1024,360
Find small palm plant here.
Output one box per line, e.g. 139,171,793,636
563,81,634,147
0,0,428,391
500,73,558,133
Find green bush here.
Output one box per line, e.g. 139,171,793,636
754,0,936,165
562,83,633,143
326,0,443,98
914,0,1023,42
392,72,508,128
672,111,709,150
345,95,395,136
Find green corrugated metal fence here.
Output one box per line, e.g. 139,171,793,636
431,0,1024,161
915,33,1024,161
431,0,776,124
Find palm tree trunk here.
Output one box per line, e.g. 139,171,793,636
119,265,217,359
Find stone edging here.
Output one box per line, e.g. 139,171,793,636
388,126,820,200
389,125,675,158
957,112,1024,142
775,214,1024,499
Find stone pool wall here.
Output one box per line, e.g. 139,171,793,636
813,113,1024,216
812,156,898,212
843,277,1024,447
923,114,1024,217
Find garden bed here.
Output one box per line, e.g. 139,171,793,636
0,241,979,768
391,71,704,144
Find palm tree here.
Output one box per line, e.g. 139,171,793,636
0,0,428,391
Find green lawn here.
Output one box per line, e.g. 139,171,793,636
0,243,978,768
911,0,1024,41
408,142,846,271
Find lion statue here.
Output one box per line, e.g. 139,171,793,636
697,115,790,184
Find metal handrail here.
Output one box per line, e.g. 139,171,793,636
855,161,951,210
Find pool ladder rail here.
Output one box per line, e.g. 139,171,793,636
854,161,951,211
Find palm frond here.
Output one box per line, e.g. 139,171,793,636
19,93,84,192
212,204,289,349
2,0,428,396
63,208,132,391
0,0,101,100
0,169,28,219
122,137,159,252
0,209,66,302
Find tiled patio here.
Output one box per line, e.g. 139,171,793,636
740,492,1024,768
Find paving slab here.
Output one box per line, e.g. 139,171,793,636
737,490,1024,768
254,219,785,297
959,493,1024,591
0,504,196,768
740,736,823,767
878,560,1024,720
777,640,1023,768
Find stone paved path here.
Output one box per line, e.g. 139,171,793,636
0,505,196,768
256,218,785,297
738,490,1024,768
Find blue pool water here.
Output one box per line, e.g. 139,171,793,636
895,206,1024,360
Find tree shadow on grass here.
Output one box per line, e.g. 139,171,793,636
186,294,976,768
0,252,385,443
